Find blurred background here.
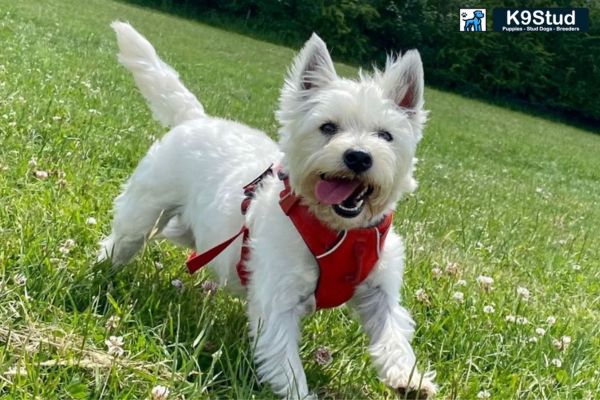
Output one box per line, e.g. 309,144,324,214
121,0,600,126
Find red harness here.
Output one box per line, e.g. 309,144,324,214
186,167,393,309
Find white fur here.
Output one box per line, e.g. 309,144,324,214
100,22,436,399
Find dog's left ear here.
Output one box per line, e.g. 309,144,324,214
286,33,337,94
381,50,425,118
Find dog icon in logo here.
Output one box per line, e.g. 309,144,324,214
463,10,485,31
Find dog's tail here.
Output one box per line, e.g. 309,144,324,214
111,21,205,128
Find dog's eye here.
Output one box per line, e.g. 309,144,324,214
319,122,338,135
377,130,393,142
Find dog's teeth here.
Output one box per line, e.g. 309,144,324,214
338,202,361,212
354,186,370,202
356,199,364,208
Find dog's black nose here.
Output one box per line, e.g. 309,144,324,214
343,150,372,173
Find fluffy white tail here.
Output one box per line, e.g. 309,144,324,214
111,21,205,127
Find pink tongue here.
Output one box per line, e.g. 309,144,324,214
315,178,361,205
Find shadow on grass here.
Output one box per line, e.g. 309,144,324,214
65,256,261,393
66,253,377,398
114,0,600,134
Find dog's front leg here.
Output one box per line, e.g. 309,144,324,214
352,284,436,398
248,301,313,400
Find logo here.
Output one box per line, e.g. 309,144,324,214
493,8,589,32
460,9,486,32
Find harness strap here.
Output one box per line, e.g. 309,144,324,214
186,226,246,274
186,164,275,275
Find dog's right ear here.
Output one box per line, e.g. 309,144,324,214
285,33,337,94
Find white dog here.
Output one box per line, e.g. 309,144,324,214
100,22,436,399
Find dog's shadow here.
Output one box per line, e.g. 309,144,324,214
67,248,267,394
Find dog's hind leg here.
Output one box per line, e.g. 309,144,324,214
98,180,177,267
156,215,195,248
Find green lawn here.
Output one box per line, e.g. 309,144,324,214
1,0,599,399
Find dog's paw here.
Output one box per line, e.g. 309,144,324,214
394,373,436,399
283,392,317,400
396,386,434,399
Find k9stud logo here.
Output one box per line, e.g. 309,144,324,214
493,8,589,32
460,9,487,32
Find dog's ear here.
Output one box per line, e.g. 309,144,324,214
380,50,425,116
286,33,337,93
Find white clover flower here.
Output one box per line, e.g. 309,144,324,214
477,275,494,292
528,336,538,343
415,288,430,304
477,390,491,399
105,315,120,330
58,239,75,256
151,385,169,400
456,279,467,286
201,280,218,295
505,315,516,323
483,305,495,314
445,262,460,276
314,346,333,366
105,336,124,357
552,338,563,350
546,316,556,326
516,286,530,301
452,291,464,303
171,279,184,291
86,217,97,225
551,336,572,352
34,170,49,179
28,158,37,168
13,273,27,286
431,267,442,279
516,316,529,325
551,358,562,368
535,327,546,336
154,261,164,270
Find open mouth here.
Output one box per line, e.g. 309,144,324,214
315,175,374,218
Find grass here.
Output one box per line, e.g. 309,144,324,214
1,0,599,398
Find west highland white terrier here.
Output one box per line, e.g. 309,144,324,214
99,22,436,399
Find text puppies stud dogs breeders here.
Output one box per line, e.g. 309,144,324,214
99,22,436,399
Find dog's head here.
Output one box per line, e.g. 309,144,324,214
277,34,427,231
474,10,484,18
